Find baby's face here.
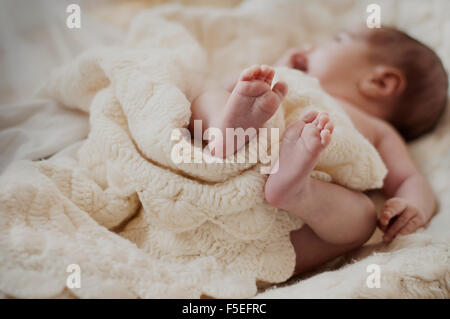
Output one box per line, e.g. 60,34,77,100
304,30,373,102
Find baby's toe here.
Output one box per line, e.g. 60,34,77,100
301,113,332,151
272,81,288,99
315,112,329,129
259,65,275,84
300,111,319,124
240,65,261,81
324,122,334,134
320,122,334,145
320,128,332,146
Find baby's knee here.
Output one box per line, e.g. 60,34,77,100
363,195,377,224
356,195,377,244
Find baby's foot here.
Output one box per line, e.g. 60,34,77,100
209,65,287,157
265,111,333,210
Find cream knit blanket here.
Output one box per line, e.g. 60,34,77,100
0,5,387,298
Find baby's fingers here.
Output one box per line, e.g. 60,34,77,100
379,198,407,228
399,215,425,236
383,209,415,242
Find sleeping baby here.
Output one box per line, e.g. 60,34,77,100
188,26,448,274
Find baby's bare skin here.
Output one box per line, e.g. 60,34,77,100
189,26,441,275
190,50,437,274
205,65,287,157
338,101,436,242
190,65,380,274
278,29,437,244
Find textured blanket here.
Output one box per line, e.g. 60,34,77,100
0,2,388,298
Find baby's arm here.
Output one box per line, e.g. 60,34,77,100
373,122,437,242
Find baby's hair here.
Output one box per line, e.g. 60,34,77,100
363,26,448,140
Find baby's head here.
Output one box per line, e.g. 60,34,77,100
299,26,448,140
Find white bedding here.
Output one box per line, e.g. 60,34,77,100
0,0,449,298
0,0,123,172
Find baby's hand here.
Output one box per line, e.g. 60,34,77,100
378,197,429,242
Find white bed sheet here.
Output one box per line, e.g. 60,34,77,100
0,0,124,172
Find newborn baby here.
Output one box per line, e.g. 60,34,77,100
188,26,448,274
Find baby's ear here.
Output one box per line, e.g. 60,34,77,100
358,66,406,100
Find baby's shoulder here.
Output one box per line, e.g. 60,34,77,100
338,101,393,145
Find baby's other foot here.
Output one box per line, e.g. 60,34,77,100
265,111,333,210
210,65,287,157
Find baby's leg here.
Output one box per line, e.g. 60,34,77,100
265,111,377,272
189,65,287,157
290,224,369,274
